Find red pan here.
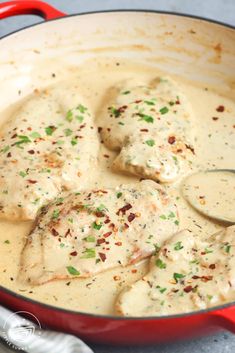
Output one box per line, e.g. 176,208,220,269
0,0,234,345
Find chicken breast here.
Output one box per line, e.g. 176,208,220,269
99,77,195,183
116,226,235,316
0,87,99,221
19,180,179,285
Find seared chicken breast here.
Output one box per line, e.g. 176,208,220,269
116,226,235,316
19,180,179,285
99,77,195,183
0,87,99,221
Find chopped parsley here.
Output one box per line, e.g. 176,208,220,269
71,138,77,146
52,209,60,220
156,259,166,269
77,104,87,114
81,248,96,259
1,145,10,153
159,106,169,114
64,128,73,136
30,132,41,139
45,126,55,136
66,110,73,122
110,107,121,118
66,266,80,276
173,273,185,283
116,192,123,199
19,171,27,178
96,204,108,212
224,244,231,253
144,100,155,106
145,139,155,147
204,247,213,254
137,113,154,123
92,222,102,230
84,235,96,242
156,285,167,293
14,135,31,146
4,240,10,244
174,241,184,251
122,90,131,95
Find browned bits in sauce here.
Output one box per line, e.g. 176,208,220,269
216,105,225,112
28,150,35,154
212,117,219,121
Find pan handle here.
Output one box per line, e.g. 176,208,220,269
211,307,235,333
0,0,66,20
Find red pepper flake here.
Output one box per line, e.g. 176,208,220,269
192,275,200,279
51,228,59,236
27,179,37,184
140,129,149,132
216,105,225,112
107,128,111,132
192,275,213,282
11,133,17,139
201,275,213,282
104,218,110,224
209,264,216,269
131,269,137,274
128,213,136,222
117,203,132,216
97,238,105,245
103,154,110,158
103,231,112,238
99,252,106,262
184,285,193,293
123,223,129,229
212,117,219,121
168,136,176,144
28,150,35,154
70,251,77,256
115,242,122,246
175,100,180,104
135,100,142,104
95,211,105,218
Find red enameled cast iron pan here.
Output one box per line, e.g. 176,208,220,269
0,0,234,345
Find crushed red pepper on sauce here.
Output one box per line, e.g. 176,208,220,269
216,105,225,112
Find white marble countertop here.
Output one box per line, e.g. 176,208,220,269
0,1,234,352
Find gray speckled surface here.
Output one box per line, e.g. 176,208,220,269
0,0,234,352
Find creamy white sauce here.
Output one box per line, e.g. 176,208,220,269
0,58,235,315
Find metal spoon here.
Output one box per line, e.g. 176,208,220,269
181,169,235,224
